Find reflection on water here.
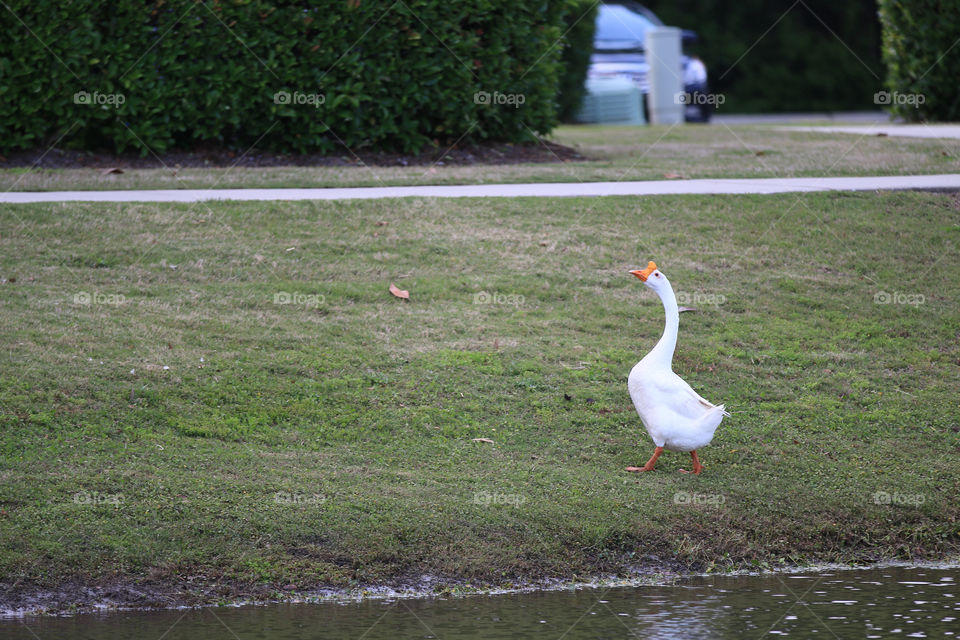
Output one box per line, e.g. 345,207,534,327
5,565,959,639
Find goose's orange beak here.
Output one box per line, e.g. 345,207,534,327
630,261,658,282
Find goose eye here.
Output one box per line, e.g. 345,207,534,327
655,273,661,277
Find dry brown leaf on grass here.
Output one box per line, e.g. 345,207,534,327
471,437,494,444
101,167,124,175
663,172,684,179
389,283,409,300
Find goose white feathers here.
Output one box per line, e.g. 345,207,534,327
625,261,729,475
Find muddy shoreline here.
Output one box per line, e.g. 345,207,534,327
0,558,688,617
5,557,958,618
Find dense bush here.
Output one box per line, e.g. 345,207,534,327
643,0,884,113
0,0,573,155
557,0,597,122
877,0,960,122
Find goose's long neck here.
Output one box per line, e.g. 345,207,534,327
649,283,679,367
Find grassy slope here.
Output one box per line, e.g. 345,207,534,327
2,125,959,191
1,191,959,597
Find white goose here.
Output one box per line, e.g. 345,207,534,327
625,261,728,475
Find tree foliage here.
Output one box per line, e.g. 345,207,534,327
643,0,885,113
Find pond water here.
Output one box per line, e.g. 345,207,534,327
5,565,958,639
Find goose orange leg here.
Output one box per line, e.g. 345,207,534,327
679,450,703,475
626,446,663,473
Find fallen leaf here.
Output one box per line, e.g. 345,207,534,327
663,172,684,179
389,283,409,300
678,306,697,313
375,221,388,226
101,167,124,175
755,150,766,156
471,437,494,444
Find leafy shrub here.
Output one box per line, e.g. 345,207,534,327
877,0,960,122
557,0,597,122
0,0,573,155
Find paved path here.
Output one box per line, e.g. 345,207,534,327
781,125,960,140
3,174,959,203
714,111,888,125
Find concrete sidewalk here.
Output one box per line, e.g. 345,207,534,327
3,174,960,203
714,111,888,125
781,125,960,140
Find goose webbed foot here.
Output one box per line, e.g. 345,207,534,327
626,446,663,473
678,450,704,475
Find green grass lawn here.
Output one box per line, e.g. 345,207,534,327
3,124,959,192
1,190,959,602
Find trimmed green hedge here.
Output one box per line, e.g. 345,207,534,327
0,0,573,155
877,0,960,122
